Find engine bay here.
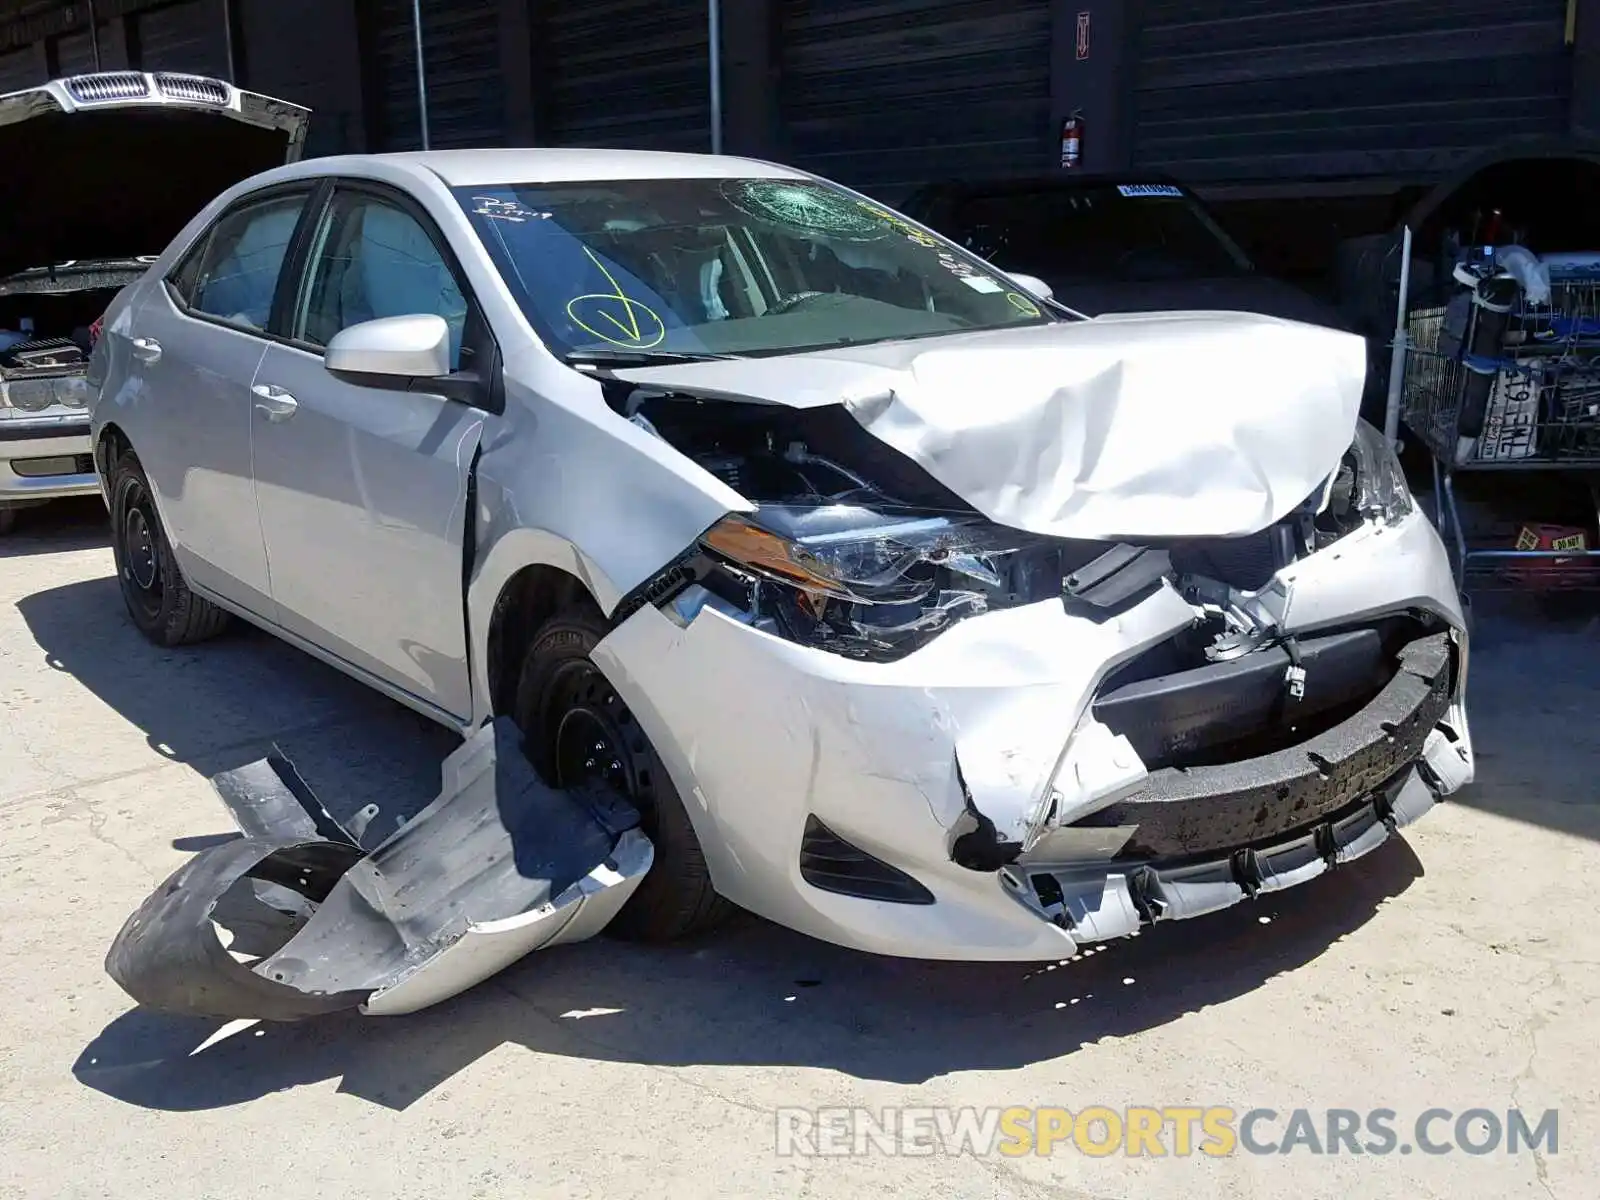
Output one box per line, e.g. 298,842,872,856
616,388,1403,672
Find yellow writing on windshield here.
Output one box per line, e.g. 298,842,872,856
566,247,666,349
1006,293,1041,318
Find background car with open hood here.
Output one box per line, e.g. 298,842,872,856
0,71,308,535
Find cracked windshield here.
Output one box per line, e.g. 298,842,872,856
456,178,1054,360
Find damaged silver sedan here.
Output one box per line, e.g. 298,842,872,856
88,148,1473,1015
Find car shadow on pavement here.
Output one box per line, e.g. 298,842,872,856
15,576,459,831
71,836,1422,1110
0,496,108,558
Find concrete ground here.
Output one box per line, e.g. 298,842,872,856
2,497,1597,1200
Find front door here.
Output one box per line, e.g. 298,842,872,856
249,184,486,721
123,187,314,617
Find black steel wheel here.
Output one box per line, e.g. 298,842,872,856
514,607,734,942
108,450,231,647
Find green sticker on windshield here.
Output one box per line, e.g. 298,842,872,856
724,181,890,241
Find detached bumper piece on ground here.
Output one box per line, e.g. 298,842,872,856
104,719,652,1020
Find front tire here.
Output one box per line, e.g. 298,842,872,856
108,450,231,647
513,607,734,942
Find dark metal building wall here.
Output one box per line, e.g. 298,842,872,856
238,0,365,155
537,0,711,151
0,42,36,89
133,0,229,76
1133,0,1576,184
367,0,503,150
776,0,1052,200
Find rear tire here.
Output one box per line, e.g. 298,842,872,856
513,606,734,942
108,450,231,647
0,507,15,536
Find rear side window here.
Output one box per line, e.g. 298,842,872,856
171,192,309,332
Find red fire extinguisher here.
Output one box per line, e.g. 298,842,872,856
1060,110,1084,170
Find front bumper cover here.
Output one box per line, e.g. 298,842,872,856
1073,630,1455,859
1005,761,1446,943
594,505,1471,961
0,417,97,502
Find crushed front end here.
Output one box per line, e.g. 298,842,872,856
595,395,1473,960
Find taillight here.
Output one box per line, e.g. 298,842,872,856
89,316,104,348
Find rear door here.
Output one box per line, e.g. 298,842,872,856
124,185,317,617
248,181,487,722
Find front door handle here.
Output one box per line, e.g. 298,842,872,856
251,383,299,422
131,337,162,364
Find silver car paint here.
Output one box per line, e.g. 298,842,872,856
90,148,1474,965
590,506,1471,960
95,152,781,724
615,311,1370,540
110,275,281,618
249,339,485,721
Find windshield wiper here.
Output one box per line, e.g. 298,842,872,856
563,348,737,368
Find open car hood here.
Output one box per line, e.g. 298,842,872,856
0,72,309,279
618,312,1369,540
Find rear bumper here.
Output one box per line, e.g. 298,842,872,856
0,417,97,502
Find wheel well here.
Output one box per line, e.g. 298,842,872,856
96,423,131,474
486,565,600,718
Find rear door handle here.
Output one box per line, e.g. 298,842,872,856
251,383,299,422
131,337,162,364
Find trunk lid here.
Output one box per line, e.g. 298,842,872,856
0,72,309,279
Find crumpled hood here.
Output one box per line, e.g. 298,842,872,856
618,311,1369,539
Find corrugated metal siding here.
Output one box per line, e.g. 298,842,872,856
1133,0,1574,184
0,45,39,93
778,0,1052,200
54,29,98,75
370,0,502,150
541,0,710,151
136,0,229,77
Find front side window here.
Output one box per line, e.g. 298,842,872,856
177,192,309,331
295,190,471,369
454,178,1057,360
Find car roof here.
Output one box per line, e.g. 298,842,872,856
275,147,812,188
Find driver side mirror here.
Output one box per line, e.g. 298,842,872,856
326,314,452,380
1006,273,1054,302
324,313,490,409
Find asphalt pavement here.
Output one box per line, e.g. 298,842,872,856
2,497,1597,1200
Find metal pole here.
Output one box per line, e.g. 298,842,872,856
221,0,236,82
1383,224,1414,447
708,0,723,154
412,0,431,150
88,0,102,70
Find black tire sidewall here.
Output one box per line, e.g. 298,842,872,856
513,610,726,941
108,452,189,644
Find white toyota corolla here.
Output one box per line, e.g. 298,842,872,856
88,143,1475,1018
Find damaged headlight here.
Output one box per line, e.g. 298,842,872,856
1319,420,1413,535
697,506,1076,661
